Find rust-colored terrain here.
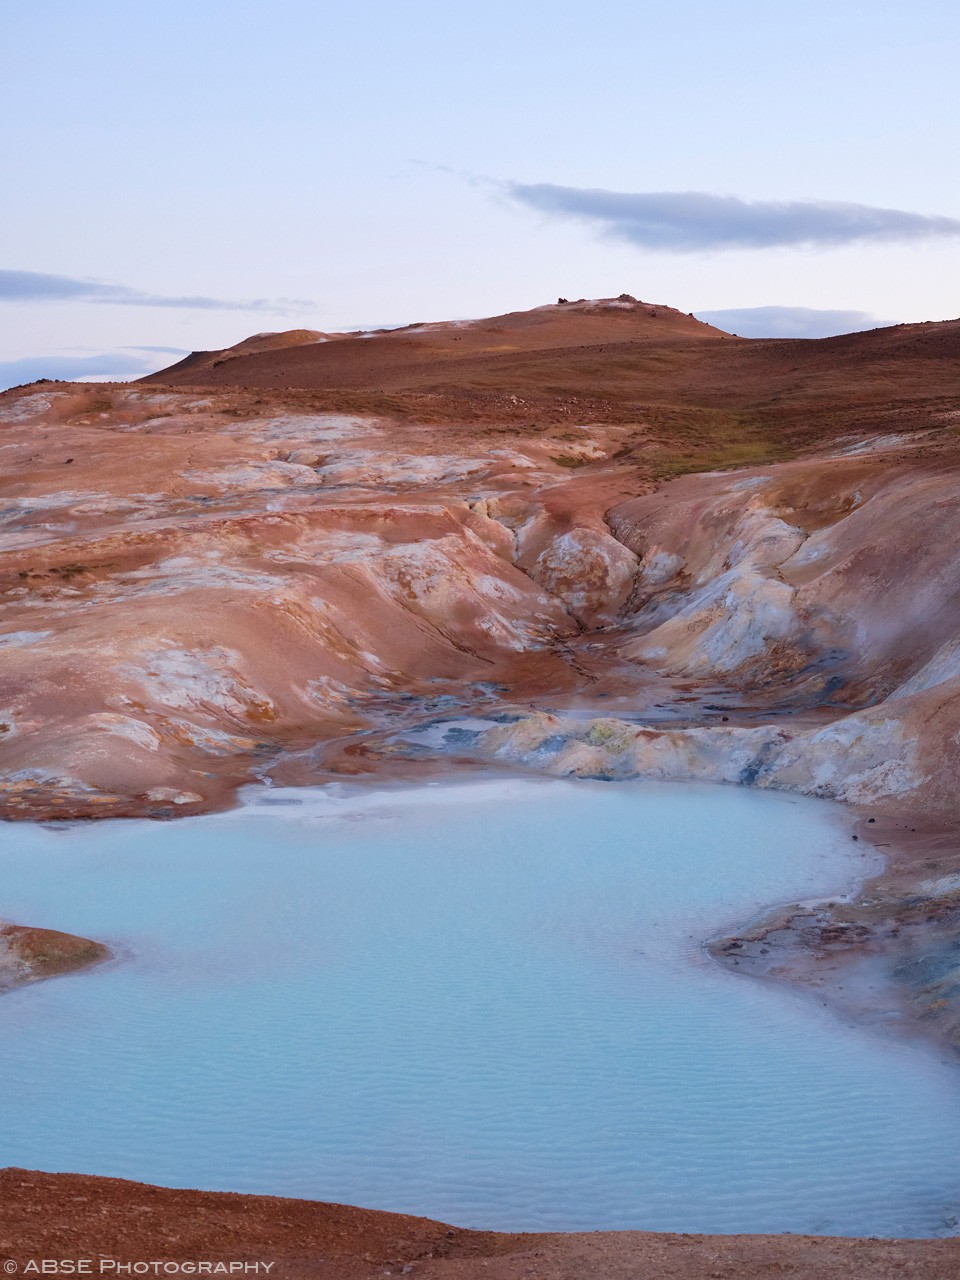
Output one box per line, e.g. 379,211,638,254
3,296,960,1270
3,1168,959,1280
3,297,959,825
0,920,108,990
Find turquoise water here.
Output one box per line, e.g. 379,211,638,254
1,777,959,1235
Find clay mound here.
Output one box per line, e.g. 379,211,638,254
376,295,724,347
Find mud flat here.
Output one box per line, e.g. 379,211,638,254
1,778,960,1237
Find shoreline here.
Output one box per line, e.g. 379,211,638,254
3,765,957,1066
3,1168,959,1280
6,775,949,1239
1,772,959,1254
710,809,960,1060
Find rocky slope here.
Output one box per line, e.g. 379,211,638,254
436,433,960,818
0,303,959,962
2,299,959,824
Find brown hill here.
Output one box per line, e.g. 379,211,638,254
144,298,960,466
146,295,725,388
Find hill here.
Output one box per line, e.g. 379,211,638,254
144,297,960,470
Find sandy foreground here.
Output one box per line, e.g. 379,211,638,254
2,1169,959,1280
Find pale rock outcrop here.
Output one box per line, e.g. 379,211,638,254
529,527,640,624
613,493,813,679
478,713,787,786
466,676,956,816
760,714,925,806
610,456,960,697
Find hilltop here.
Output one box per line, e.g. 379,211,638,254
144,296,960,470
148,295,723,384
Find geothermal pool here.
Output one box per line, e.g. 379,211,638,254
1,777,960,1236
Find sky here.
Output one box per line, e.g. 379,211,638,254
2,0,959,387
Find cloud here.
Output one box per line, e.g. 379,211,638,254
0,351,158,392
694,306,898,339
0,269,314,314
503,183,960,252
126,344,192,355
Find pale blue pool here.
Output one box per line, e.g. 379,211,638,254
0,777,958,1235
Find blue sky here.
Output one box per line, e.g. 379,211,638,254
2,0,959,386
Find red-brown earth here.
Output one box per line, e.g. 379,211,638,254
0,921,109,990
3,1168,959,1280
3,296,960,1271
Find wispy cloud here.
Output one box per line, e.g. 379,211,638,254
503,184,960,252
694,306,897,339
126,344,192,355
0,269,314,313
0,351,158,391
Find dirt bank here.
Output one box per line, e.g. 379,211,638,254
2,1169,958,1280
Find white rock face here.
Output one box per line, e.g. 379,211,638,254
609,456,960,698
622,502,807,676
760,715,926,805
628,564,799,674
468,706,931,813
888,637,960,701
638,549,684,586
